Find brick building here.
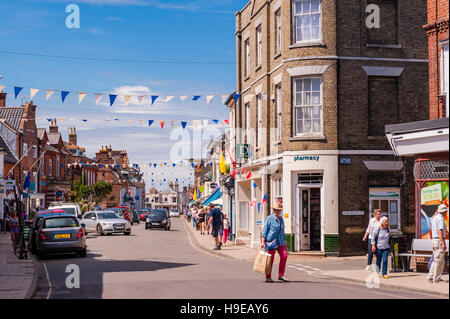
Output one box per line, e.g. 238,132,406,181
386,0,448,254
230,0,429,255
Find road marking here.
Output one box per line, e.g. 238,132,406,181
43,263,52,300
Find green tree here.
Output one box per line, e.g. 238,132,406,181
92,180,113,205
71,178,92,203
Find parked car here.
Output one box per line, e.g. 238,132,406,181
145,209,171,230
34,214,87,259
48,203,82,220
30,209,67,254
82,211,131,236
136,209,150,221
94,206,103,211
169,209,180,218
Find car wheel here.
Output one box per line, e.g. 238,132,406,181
97,224,104,236
79,249,87,257
124,231,131,235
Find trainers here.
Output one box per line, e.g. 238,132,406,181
265,278,273,283
278,276,289,282
383,275,389,279
213,246,221,250
365,265,371,272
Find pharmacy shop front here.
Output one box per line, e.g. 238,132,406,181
282,153,339,253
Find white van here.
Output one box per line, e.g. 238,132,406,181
48,203,82,220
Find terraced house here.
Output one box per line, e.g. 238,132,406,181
230,0,429,255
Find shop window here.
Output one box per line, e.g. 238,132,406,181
369,188,401,232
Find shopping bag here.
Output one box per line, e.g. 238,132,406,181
253,250,272,275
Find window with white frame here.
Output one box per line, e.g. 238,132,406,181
273,177,282,198
23,143,28,156
275,84,282,143
56,155,60,177
40,156,45,176
49,159,53,177
245,102,251,143
293,77,322,135
441,44,449,117
275,9,282,54
33,145,37,158
245,38,250,77
257,94,262,147
256,25,262,67
369,188,401,232
293,0,321,43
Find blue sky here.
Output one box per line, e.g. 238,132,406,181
0,0,245,190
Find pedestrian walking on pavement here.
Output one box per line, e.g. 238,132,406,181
427,204,448,284
363,209,382,271
222,214,230,245
9,211,20,253
192,207,197,230
261,202,288,282
207,203,223,250
198,208,206,234
371,216,391,279
206,206,212,235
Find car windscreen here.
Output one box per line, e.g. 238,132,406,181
55,207,77,216
97,212,120,219
43,217,79,228
149,211,167,218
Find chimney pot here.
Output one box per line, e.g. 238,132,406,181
0,92,6,107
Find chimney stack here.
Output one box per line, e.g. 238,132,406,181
0,92,6,107
49,118,58,133
169,182,174,189
69,127,77,145
175,182,179,192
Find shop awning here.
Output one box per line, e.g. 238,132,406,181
203,189,222,206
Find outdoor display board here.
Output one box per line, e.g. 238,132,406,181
419,181,449,240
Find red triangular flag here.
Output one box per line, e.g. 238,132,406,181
246,171,252,179
160,120,165,128
224,119,230,124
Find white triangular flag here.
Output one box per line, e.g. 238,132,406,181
46,90,54,100
164,96,175,102
94,93,103,104
221,95,228,104
206,95,215,104
0,85,5,92
30,88,39,99
138,96,144,105
78,92,87,104
180,96,188,101
123,95,131,105
193,120,199,129
170,120,175,128
203,119,208,126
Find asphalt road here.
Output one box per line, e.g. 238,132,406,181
32,218,436,299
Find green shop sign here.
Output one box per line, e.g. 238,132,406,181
294,155,319,162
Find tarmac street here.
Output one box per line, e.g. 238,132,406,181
31,218,442,299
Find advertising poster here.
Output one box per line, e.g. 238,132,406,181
420,182,449,239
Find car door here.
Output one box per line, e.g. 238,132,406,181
82,213,91,231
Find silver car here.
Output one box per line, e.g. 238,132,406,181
82,211,131,236
35,215,87,259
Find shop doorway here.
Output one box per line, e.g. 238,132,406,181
294,173,323,251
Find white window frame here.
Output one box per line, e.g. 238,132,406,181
23,143,28,157
257,94,263,147
293,77,323,136
33,145,37,158
275,9,282,54
369,189,401,232
245,38,250,77
56,155,60,177
292,0,322,44
49,158,53,177
272,176,283,198
245,102,251,144
40,156,45,176
256,24,262,67
440,44,449,117
275,84,282,143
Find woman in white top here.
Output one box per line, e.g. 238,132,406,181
363,209,382,271
222,214,230,245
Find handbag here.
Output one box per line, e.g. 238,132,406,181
253,250,272,275
265,219,282,251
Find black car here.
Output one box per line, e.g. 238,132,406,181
145,209,171,230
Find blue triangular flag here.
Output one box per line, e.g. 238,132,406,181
81,119,88,122
181,121,187,129
109,94,117,107
61,91,70,103
148,120,154,127
14,87,23,99
23,171,31,190
47,118,52,122
153,164,157,168
151,96,158,105
173,164,176,167
192,96,201,101
257,203,261,213
253,182,257,188
114,118,119,121
233,93,241,102
212,119,219,124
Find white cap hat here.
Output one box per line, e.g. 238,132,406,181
438,204,448,213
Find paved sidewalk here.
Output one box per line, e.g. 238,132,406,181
182,218,449,298
0,233,38,299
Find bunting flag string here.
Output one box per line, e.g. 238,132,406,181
1,84,240,106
